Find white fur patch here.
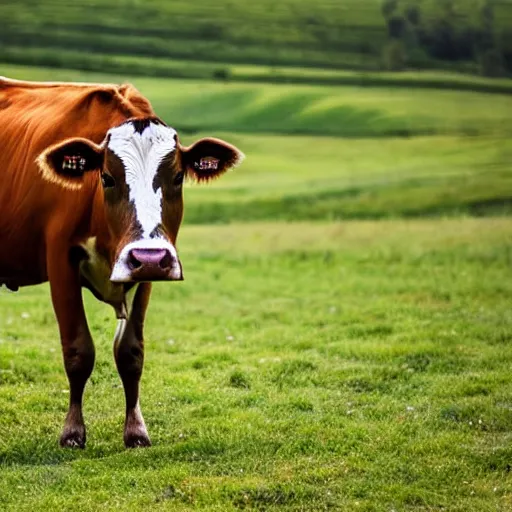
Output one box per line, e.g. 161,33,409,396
107,121,176,236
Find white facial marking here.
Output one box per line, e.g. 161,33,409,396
107,121,177,236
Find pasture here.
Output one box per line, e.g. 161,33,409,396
3,0,512,74
1,64,512,510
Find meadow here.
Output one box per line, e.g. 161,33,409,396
0,64,512,510
1,0,512,76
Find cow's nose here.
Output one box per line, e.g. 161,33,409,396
129,248,171,270
110,241,183,282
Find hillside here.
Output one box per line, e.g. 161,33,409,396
2,64,512,223
1,0,512,77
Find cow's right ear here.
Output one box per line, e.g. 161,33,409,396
37,137,105,190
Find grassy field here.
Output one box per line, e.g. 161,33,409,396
1,0,512,75
1,219,512,510
1,64,512,509
5,47,512,93
4,64,512,223
5,65,512,140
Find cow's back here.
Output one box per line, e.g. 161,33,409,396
0,78,155,285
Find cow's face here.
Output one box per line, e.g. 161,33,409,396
37,118,243,286
103,119,184,283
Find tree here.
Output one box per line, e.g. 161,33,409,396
478,0,495,51
387,15,407,39
498,28,512,73
405,4,421,26
479,48,503,77
383,40,407,70
381,0,399,20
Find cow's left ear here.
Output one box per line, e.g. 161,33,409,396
180,137,244,183
37,137,105,190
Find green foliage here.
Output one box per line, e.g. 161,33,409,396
381,0,511,76
383,39,407,70
405,4,421,26
479,48,505,77
382,0,400,20
228,371,251,389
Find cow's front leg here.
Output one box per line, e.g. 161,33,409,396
114,283,152,448
48,251,94,449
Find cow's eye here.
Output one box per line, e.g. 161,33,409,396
101,173,115,188
174,171,184,187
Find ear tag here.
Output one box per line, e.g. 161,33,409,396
195,157,219,171
63,155,86,172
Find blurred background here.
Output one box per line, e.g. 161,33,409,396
1,0,511,224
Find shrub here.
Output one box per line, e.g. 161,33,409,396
212,67,231,81
479,48,504,77
405,4,421,26
387,15,407,39
381,0,399,20
382,40,407,70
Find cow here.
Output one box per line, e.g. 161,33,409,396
0,77,243,448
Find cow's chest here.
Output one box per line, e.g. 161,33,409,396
79,237,125,308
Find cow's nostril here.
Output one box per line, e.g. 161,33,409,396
129,251,143,270
160,251,173,270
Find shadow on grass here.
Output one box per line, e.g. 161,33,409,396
0,429,257,468
0,436,122,467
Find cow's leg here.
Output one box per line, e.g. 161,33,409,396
47,251,94,449
114,282,152,448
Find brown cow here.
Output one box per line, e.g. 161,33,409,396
0,77,243,448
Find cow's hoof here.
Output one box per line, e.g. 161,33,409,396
124,432,151,448
60,427,86,449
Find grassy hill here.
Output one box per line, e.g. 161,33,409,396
2,64,512,223
1,0,512,77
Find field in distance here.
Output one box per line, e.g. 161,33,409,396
3,64,511,223
2,0,511,73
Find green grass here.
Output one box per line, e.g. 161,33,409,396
181,134,512,223
2,65,512,224
4,64,512,139
1,0,511,74
1,219,512,510
7,47,512,93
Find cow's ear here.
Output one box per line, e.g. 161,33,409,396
37,137,105,190
180,137,244,183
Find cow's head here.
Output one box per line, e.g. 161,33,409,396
37,118,243,288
